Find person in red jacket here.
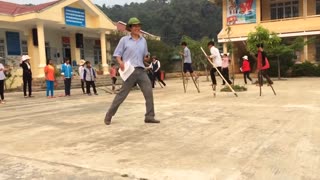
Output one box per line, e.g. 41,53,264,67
241,55,252,84
256,43,273,86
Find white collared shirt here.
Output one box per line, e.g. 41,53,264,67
0,63,5,80
209,46,222,67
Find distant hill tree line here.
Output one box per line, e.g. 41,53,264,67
98,0,222,45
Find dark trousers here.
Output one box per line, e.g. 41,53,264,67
221,67,232,85
243,71,252,84
258,70,273,86
106,68,155,120
81,79,85,93
152,71,166,88
23,76,32,96
111,77,117,90
0,80,4,100
210,66,222,85
86,81,97,94
64,78,71,95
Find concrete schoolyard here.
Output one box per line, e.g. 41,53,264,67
0,77,319,180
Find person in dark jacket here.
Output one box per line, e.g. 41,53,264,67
83,61,98,95
148,56,166,88
20,55,33,98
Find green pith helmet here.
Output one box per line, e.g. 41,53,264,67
126,17,142,31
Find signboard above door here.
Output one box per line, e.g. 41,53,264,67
64,7,86,27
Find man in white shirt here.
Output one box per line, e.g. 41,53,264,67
207,41,223,85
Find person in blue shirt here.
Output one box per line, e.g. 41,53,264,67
180,42,198,80
61,58,73,96
104,17,160,125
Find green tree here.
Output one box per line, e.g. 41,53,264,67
98,0,221,45
247,25,282,55
247,25,311,78
147,39,175,72
247,25,281,78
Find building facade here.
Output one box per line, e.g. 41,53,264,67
218,0,320,71
0,0,116,79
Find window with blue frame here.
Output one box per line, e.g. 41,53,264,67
5,32,21,55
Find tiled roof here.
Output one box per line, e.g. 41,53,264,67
0,0,59,16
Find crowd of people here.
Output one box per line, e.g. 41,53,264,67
0,17,273,127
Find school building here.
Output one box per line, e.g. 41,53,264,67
217,0,320,71
0,0,116,78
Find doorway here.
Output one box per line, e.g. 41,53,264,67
63,46,71,63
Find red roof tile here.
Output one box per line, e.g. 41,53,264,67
0,0,59,16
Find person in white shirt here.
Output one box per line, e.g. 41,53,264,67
0,62,8,103
207,41,223,86
78,59,86,94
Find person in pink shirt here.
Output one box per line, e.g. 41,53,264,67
241,55,253,84
109,63,118,91
44,59,55,98
221,53,232,85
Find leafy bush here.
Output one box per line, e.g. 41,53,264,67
220,84,247,92
290,62,320,77
267,56,295,77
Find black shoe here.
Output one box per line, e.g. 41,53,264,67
104,114,112,125
145,119,160,123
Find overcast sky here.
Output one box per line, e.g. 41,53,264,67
3,0,147,7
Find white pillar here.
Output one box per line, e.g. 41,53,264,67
37,23,46,77
304,36,308,62
100,31,109,74
303,0,307,18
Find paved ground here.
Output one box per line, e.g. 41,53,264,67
0,77,320,180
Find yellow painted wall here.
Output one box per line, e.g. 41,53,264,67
5,0,115,31
0,0,116,82
219,1,320,39
67,2,99,28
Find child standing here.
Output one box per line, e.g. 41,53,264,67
221,53,232,85
0,62,8,104
241,55,253,84
78,59,86,94
44,59,56,98
148,56,166,88
83,61,98,95
109,63,117,91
